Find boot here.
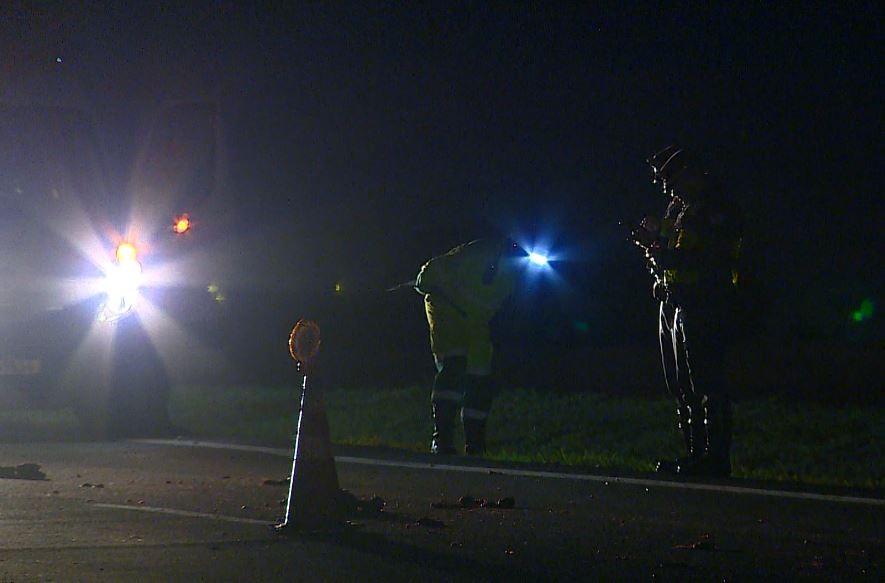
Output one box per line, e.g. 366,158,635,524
430,356,465,455
463,416,487,456
656,405,702,474
431,401,457,455
699,395,733,476
676,447,731,477
462,374,494,456
675,396,732,477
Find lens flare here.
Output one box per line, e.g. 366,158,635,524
851,298,875,322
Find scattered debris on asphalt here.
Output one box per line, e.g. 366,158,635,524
432,494,517,510
338,491,386,515
359,495,385,514
673,533,716,551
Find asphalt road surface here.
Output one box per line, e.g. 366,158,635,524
0,440,881,582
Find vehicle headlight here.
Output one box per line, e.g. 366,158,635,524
98,242,143,322
528,252,550,266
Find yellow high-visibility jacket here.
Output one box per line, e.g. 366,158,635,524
415,239,517,369
661,197,743,300
416,239,516,324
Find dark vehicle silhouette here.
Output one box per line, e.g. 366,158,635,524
0,100,234,438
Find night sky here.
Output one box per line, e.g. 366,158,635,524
2,2,882,345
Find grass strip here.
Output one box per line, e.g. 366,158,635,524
169,385,884,490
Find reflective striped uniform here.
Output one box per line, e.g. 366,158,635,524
415,239,517,454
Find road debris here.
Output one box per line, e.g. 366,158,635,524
336,490,386,515
673,533,716,551
432,495,517,510
357,495,385,514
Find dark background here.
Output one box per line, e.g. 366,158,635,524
2,2,882,401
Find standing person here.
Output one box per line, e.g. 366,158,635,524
633,146,688,458
415,238,518,455
640,146,744,477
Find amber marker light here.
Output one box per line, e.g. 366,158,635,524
173,214,191,234
115,241,139,265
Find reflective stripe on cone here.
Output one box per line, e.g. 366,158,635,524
278,371,344,532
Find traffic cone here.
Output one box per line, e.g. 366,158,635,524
277,321,345,532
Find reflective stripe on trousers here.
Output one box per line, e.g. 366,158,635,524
431,389,463,403
462,407,489,420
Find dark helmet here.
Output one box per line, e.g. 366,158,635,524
647,145,709,202
647,145,687,191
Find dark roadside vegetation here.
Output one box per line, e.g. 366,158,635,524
164,384,884,491
2,383,880,490
184,281,882,492
2,282,880,492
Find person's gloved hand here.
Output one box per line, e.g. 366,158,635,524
640,215,660,233
652,280,669,302
631,216,660,248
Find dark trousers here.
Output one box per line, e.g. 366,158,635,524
659,302,692,452
431,356,496,454
660,297,734,459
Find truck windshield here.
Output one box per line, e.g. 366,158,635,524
0,105,107,225
128,101,219,224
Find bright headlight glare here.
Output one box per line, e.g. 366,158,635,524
106,261,143,294
528,252,549,266
98,260,142,322
116,242,138,265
